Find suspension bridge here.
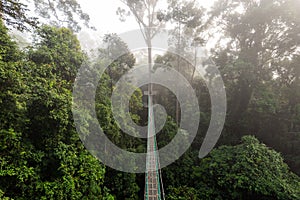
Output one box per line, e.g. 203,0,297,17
144,94,165,200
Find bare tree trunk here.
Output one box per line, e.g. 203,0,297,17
190,46,197,84
175,22,181,125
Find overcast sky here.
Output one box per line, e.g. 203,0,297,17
78,0,215,34
77,0,216,51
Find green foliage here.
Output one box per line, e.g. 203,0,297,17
0,21,20,62
1,1,300,199
0,129,41,199
104,169,140,200
193,136,300,200
1,0,38,31
1,0,91,31
166,186,199,200
0,22,113,199
29,25,85,82
35,142,112,200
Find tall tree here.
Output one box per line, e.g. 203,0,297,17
118,0,165,95
0,0,91,31
28,25,85,82
98,33,136,93
212,0,300,136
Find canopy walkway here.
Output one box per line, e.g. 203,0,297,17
144,94,165,200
